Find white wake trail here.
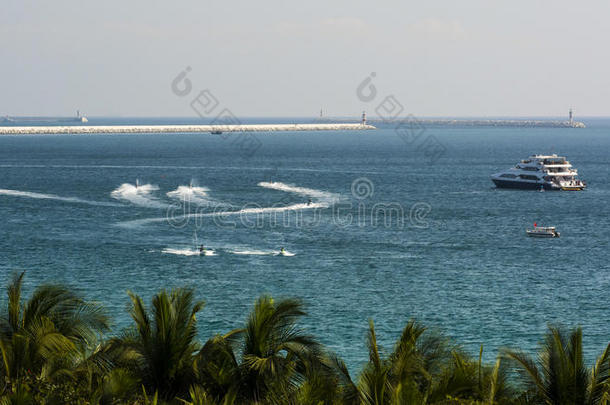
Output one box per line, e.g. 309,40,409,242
118,201,326,228
232,249,274,255
110,183,168,208
161,247,216,256
232,249,295,256
117,182,339,228
257,181,341,205
0,188,120,207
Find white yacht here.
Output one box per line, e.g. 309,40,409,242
491,154,586,191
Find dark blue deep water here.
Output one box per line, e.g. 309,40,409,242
1,117,609,371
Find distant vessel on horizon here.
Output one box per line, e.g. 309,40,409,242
491,154,586,191
75,110,88,123
1,110,88,124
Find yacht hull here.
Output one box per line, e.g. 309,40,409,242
492,179,558,190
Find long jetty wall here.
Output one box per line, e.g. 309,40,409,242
0,123,376,135
405,119,585,128
366,119,586,128
314,117,586,128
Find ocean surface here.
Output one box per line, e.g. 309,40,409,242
1,117,609,371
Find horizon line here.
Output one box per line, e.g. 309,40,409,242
2,114,608,119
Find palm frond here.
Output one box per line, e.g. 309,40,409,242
504,349,545,395
590,343,610,403
6,272,25,333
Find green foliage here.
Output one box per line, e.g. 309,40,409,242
239,295,322,402
0,272,110,404
110,288,205,400
193,295,324,403
506,325,610,405
1,274,609,404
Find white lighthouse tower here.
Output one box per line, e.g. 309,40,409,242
361,111,367,126
569,108,574,126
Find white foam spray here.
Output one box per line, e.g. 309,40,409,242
117,182,339,227
166,184,214,206
111,183,167,208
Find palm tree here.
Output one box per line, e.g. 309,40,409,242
356,319,515,405
426,348,514,404
357,319,457,405
358,320,393,405
111,288,204,400
0,272,110,386
505,325,610,405
314,353,360,405
194,330,242,402
192,295,323,404
238,295,322,403
388,319,451,403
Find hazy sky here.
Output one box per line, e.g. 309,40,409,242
1,0,608,117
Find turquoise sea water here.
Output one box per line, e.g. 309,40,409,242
1,117,609,371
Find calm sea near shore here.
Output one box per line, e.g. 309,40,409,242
0,117,609,371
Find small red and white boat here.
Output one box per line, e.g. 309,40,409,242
526,223,560,238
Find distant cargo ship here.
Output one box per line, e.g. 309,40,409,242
1,110,88,124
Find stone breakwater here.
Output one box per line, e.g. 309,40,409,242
0,123,376,135
413,119,585,128
368,119,586,128
315,118,586,128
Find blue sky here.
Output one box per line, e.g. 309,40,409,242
1,0,608,117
